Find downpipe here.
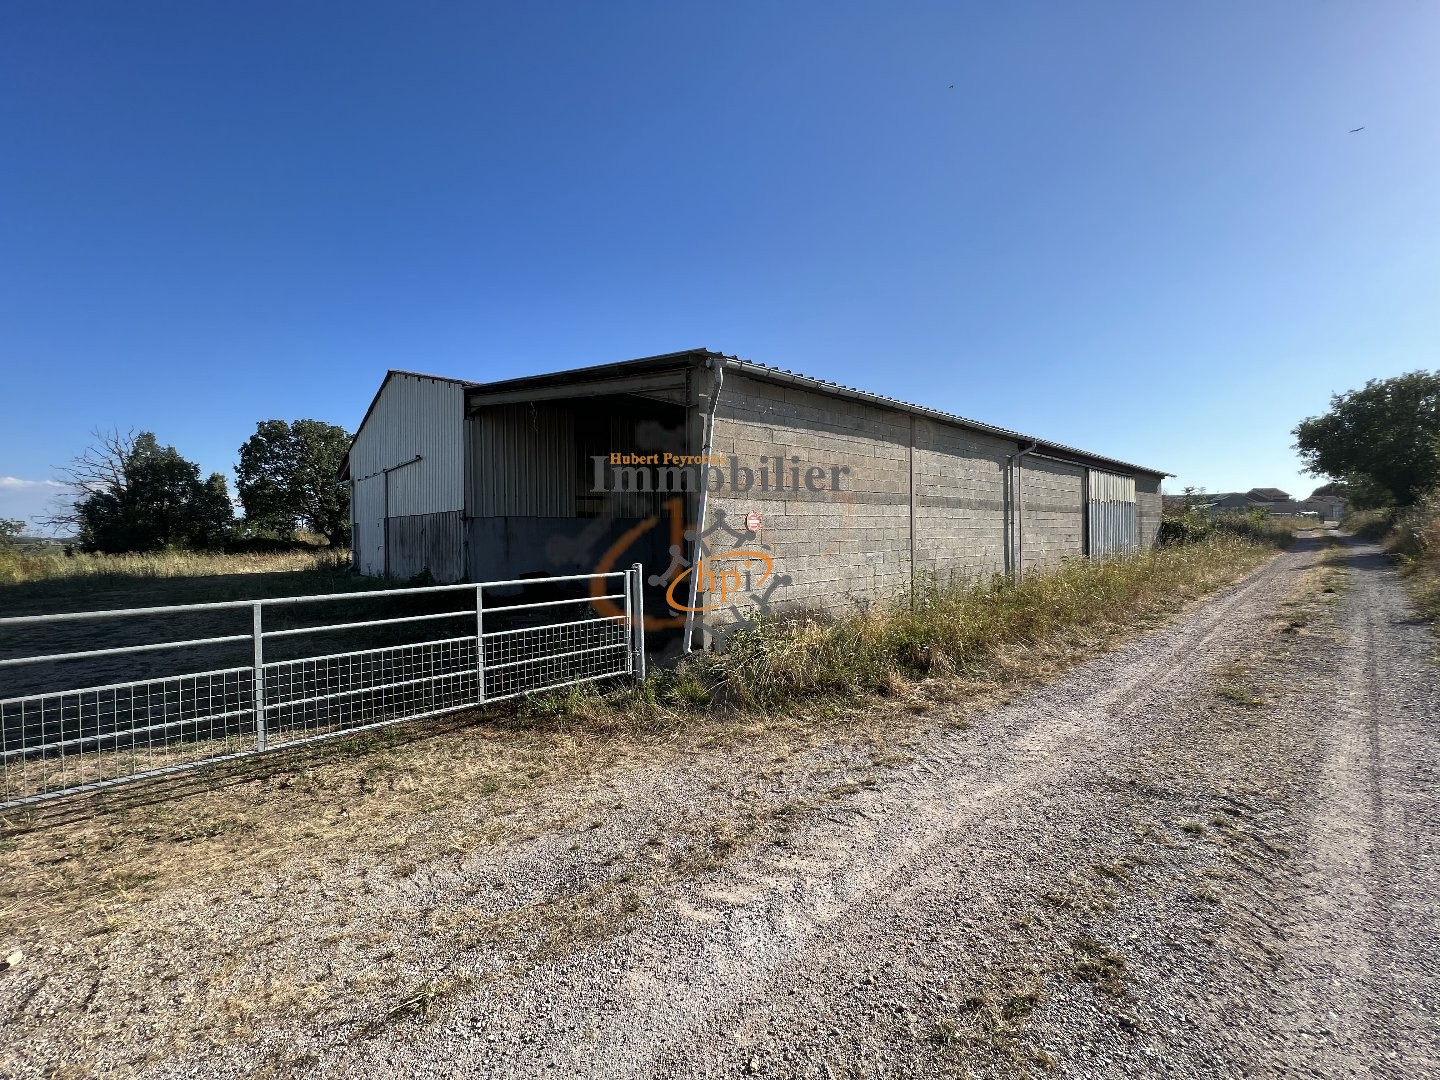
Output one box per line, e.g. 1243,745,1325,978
1006,442,1038,580
682,358,724,653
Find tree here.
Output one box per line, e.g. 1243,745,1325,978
193,472,238,549
236,419,351,545
0,519,25,547
1293,371,1440,507
51,429,235,552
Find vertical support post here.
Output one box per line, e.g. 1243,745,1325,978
252,602,266,751
630,562,646,683
475,584,486,704
908,414,917,613
622,567,634,675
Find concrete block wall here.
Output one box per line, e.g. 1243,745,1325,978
1019,457,1086,571
1136,475,1163,549
911,417,1011,585
707,371,1158,615
708,373,912,611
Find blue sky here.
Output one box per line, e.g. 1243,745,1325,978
2,2,1437,528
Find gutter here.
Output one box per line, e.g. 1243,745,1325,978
1006,442,1038,578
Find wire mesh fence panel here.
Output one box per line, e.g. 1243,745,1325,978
483,612,631,700
0,668,256,806
263,636,480,745
0,566,644,809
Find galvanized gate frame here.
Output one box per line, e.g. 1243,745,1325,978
0,565,646,810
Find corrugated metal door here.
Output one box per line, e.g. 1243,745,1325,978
1087,470,1137,556
353,474,386,576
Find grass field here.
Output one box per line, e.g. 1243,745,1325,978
0,547,373,616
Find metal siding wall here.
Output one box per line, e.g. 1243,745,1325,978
1087,470,1137,556
352,474,386,576
385,511,465,582
348,374,465,517
471,405,575,517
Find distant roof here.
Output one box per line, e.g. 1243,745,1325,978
1246,487,1291,501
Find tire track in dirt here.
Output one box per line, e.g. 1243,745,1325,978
304,543,1332,1079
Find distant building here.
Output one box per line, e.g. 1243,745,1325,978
1200,487,1345,521
1205,492,1258,512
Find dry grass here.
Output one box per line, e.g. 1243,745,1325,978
0,547,384,623
679,535,1274,711
0,546,349,586
1355,493,1440,622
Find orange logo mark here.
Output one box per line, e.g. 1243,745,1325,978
664,551,774,612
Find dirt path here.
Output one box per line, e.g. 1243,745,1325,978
280,534,1437,1080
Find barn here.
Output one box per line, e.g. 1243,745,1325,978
340,349,1167,644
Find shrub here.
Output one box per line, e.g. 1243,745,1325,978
1343,506,1396,542
1161,506,1294,548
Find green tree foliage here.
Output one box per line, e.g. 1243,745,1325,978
57,430,235,553
236,419,351,545
193,472,237,549
1294,371,1440,507
0,518,26,546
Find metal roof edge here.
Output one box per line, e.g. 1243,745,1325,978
341,369,479,479
715,357,1171,479
460,348,711,399
345,350,1171,482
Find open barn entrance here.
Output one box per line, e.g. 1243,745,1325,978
465,389,695,652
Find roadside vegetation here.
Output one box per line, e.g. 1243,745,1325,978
1156,503,1308,547
1343,493,1440,620
666,533,1281,713
1292,369,1440,622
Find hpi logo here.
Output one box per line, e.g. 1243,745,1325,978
648,508,792,647
665,550,775,612
662,511,773,613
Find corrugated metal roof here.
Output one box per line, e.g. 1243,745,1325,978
351,348,1170,480
714,355,1170,478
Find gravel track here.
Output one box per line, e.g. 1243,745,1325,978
297,534,1438,1079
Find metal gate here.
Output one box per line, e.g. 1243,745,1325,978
0,566,645,810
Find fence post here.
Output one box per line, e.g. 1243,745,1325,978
252,601,266,751
475,584,486,704
622,567,634,675
630,562,646,683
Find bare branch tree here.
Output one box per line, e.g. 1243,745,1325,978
40,428,136,533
